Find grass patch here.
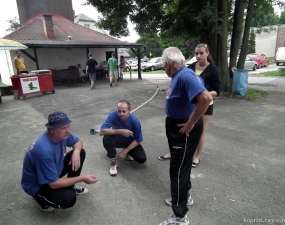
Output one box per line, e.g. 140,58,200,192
222,88,268,101
245,88,268,100
268,57,275,65
260,71,285,77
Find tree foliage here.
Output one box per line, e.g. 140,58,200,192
6,17,21,32
135,34,162,58
248,29,256,53
86,0,285,91
280,10,285,24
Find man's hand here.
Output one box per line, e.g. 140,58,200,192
177,122,194,137
117,150,127,161
121,129,133,137
69,149,81,171
82,175,99,184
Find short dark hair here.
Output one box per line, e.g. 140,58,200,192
112,52,116,57
118,100,130,109
16,50,21,54
78,64,81,66
88,53,92,57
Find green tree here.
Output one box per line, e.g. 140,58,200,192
86,0,285,91
135,34,162,58
6,17,21,32
280,10,285,24
248,29,256,53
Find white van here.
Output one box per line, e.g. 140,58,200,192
275,47,285,66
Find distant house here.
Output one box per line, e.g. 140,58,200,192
74,13,107,35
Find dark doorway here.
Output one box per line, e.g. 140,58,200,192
106,51,113,62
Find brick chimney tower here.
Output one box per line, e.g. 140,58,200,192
42,14,55,39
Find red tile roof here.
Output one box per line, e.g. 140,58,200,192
3,13,142,48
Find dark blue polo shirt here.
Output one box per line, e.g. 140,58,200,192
165,66,206,119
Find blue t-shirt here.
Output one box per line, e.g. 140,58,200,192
100,111,143,143
165,66,207,119
21,131,79,196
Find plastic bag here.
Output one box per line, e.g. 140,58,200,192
232,69,248,96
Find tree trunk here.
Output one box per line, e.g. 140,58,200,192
229,0,247,80
217,0,230,92
209,0,218,63
237,0,255,69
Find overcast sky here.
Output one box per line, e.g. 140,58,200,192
0,0,139,42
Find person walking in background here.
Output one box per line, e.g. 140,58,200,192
102,60,109,78
118,55,129,80
13,51,28,75
77,64,87,83
158,43,221,168
86,53,98,90
107,52,119,87
99,100,147,176
159,47,212,225
21,111,99,212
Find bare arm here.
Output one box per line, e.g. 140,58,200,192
117,140,140,160
69,140,83,171
86,65,89,74
49,174,99,189
13,58,19,71
178,91,212,136
99,128,133,137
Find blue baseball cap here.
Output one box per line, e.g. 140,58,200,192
45,111,72,128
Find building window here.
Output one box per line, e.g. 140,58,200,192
84,24,90,28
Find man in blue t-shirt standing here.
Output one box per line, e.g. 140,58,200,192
159,47,212,225
21,112,99,212
99,100,146,176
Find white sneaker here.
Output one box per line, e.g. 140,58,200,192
126,154,134,161
159,214,189,225
165,195,193,206
39,206,55,212
74,184,88,195
109,161,117,176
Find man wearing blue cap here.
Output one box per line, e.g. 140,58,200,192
21,112,99,212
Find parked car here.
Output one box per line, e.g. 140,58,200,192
141,57,163,71
228,55,258,71
275,47,285,66
185,56,197,66
247,53,269,68
129,61,139,71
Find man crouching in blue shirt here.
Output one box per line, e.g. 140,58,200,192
21,112,99,212
159,47,212,225
99,100,146,176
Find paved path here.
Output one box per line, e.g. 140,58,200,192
0,68,284,225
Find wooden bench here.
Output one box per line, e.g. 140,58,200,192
51,69,80,85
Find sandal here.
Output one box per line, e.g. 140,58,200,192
158,155,171,161
192,159,200,168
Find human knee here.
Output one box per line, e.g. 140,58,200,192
61,193,76,209
136,157,147,164
80,149,86,160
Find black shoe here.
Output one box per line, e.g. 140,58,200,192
110,83,112,87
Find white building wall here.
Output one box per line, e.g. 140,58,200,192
9,47,114,74
254,26,278,57
76,21,107,35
